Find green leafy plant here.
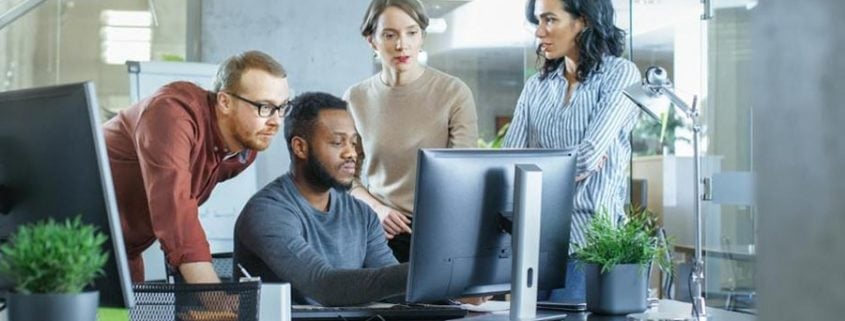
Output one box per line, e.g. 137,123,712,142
0,216,109,294
574,206,672,273
478,122,510,149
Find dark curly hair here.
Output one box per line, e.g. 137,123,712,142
284,92,348,160
525,0,626,82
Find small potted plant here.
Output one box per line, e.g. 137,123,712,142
0,216,108,321
574,206,671,315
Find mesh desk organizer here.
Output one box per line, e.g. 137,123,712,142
130,281,261,321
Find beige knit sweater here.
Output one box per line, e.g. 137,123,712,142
344,67,479,215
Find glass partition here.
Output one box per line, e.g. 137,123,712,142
421,0,532,145
628,0,757,313
703,0,756,313
0,0,186,120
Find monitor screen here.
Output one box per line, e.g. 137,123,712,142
406,149,576,303
0,82,135,308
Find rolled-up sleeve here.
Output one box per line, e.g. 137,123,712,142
134,98,211,268
573,62,640,176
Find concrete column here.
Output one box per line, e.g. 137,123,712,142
754,1,845,320
199,0,373,186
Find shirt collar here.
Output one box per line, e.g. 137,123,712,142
207,91,235,157
548,56,611,84
549,63,566,81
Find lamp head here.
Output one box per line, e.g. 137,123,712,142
623,66,679,122
645,66,671,87
624,66,696,123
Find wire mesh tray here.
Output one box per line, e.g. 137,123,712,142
130,281,260,321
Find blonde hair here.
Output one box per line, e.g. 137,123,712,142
212,50,287,93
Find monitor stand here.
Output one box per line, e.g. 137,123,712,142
457,164,567,321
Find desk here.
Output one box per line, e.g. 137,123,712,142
564,300,754,321
461,300,752,321
0,300,753,321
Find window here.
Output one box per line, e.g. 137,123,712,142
100,10,152,65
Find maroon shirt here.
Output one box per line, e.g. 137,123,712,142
103,82,256,282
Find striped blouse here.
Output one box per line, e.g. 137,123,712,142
503,55,641,248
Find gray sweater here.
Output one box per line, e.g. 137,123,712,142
234,173,408,306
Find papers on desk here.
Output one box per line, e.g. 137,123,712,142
461,300,510,313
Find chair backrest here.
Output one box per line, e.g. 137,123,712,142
212,252,234,281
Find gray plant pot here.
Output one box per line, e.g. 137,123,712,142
585,263,648,315
8,290,99,321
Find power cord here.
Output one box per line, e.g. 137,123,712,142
688,267,699,319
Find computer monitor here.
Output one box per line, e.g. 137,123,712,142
0,82,135,308
406,149,576,307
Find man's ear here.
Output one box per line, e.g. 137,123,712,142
291,136,309,160
216,91,233,115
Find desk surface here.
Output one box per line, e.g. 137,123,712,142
0,300,754,321
556,300,754,321
459,300,752,321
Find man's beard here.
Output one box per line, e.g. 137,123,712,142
304,149,352,191
233,123,274,151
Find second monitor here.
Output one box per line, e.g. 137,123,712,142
406,149,576,303
0,82,135,308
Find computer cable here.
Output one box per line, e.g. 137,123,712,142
688,267,699,319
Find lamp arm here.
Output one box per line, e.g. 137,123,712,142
658,87,696,118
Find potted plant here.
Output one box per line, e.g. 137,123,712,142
0,216,108,321
574,206,671,315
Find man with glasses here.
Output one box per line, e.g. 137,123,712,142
104,50,290,284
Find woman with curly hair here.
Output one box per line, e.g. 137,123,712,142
504,0,641,302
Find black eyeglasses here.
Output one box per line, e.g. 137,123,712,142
227,92,291,118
